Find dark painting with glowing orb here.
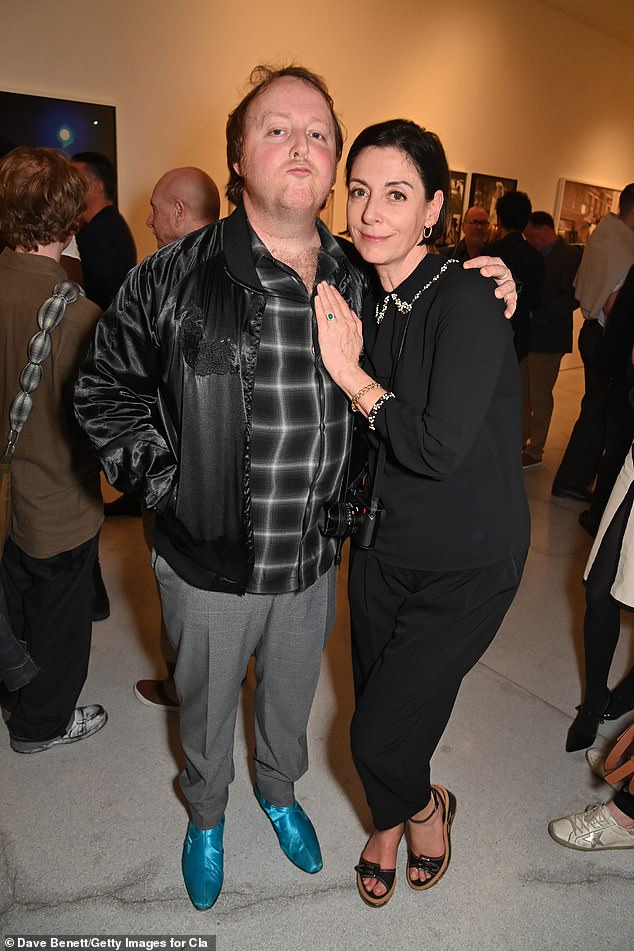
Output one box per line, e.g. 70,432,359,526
0,91,116,168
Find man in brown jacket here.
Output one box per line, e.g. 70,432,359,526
0,147,107,753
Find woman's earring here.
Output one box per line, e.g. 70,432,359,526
423,224,433,240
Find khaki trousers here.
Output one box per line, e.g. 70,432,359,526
521,352,564,460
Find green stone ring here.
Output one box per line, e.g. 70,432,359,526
326,312,335,321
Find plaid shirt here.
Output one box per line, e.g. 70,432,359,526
247,222,351,594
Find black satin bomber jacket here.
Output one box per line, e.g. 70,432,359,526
74,203,365,593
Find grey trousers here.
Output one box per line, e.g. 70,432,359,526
153,553,337,829
142,509,177,702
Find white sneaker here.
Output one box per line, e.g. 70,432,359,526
548,802,634,851
10,704,107,753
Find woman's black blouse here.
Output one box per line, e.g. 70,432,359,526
361,253,530,571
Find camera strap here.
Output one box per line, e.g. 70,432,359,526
366,306,413,518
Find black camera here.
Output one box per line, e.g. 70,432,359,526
320,497,365,539
320,492,381,549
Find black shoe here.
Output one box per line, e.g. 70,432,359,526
92,558,110,622
104,494,142,518
552,485,594,503
579,509,600,538
522,451,542,470
603,692,634,721
566,701,609,752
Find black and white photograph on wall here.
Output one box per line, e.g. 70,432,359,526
441,170,467,249
468,173,517,230
554,178,621,245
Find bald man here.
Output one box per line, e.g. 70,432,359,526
106,166,221,519
450,206,490,261
132,167,221,711
147,166,220,249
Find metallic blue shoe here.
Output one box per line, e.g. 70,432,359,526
182,816,224,910
255,786,323,873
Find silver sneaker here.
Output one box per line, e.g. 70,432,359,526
10,704,107,754
548,802,634,851
585,747,607,780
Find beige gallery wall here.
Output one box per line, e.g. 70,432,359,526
1,0,632,260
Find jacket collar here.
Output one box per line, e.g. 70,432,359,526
222,202,264,290
0,246,66,280
222,201,358,299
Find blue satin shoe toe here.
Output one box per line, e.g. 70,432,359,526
182,816,224,910
255,786,323,873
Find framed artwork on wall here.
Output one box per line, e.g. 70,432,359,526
554,178,621,245
441,170,467,248
0,90,118,200
468,173,517,229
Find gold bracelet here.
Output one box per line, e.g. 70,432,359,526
350,381,382,413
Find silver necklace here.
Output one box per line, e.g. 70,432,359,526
375,258,459,325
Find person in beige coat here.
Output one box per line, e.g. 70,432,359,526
566,439,634,754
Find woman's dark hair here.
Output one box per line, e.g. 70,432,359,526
226,64,344,206
0,147,86,251
345,119,450,246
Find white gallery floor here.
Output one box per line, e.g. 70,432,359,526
2,336,633,950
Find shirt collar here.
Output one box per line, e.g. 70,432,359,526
247,216,341,282
389,250,446,300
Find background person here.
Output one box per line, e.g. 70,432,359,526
522,211,581,467
485,190,545,364
134,166,221,712
448,205,489,261
315,119,529,907
72,150,138,621
146,166,221,249
552,184,634,503
0,147,106,753
565,431,634,753
105,165,222,520
577,266,634,537
72,151,137,310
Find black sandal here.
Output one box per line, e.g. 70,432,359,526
354,857,397,908
406,784,456,892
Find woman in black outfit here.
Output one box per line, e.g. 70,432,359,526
315,120,530,906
